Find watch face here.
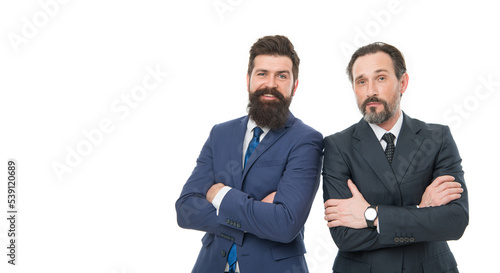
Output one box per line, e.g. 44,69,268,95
365,208,377,221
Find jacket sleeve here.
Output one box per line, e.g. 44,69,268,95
323,136,394,252
217,130,323,244
175,126,245,244
377,126,469,245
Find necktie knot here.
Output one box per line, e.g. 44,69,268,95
382,132,395,144
253,127,263,138
382,133,395,164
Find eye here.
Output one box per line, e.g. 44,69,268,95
277,74,287,79
378,76,385,81
256,72,266,77
357,80,365,85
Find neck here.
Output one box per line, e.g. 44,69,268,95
377,109,401,131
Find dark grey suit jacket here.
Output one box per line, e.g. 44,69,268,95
323,113,469,273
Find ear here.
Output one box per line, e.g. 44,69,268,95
292,79,299,96
246,74,250,92
399,73,409,95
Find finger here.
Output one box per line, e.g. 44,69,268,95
324,199,341,208
324,213,338,222
437,183,463,195
432,175,455,187
347,179,361,198
327,220,342,228
439,193,462,206
324,207,337,215
440,187,464,198
437,181,462,191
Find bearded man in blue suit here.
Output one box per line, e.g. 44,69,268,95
176,35,323,273
323,43,469,273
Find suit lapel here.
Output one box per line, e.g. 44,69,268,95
230,116,247,190
391,113,424,182
241,113,295,184
353,119,403,205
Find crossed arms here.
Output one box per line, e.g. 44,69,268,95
176,127,323,244
322,127,469,252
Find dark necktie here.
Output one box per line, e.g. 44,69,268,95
228,127,263,273
243,127,263,167
382,133,395,164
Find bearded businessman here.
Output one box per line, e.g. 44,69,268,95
176,35,323,273
323,42,468,273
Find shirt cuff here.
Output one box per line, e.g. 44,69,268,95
212,186,231,215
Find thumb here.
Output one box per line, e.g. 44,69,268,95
347,179,361,198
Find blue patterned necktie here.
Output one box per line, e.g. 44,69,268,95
382,133,395,164
244,127,263,167
227,127,263,273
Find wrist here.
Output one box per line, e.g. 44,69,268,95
364,205,378,228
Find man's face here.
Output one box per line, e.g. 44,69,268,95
247,54,297,100
246,55,298,130
351,51,408,125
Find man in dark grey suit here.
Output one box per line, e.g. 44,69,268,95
322,42,469,273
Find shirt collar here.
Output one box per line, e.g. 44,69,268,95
247,118,270,135
368,110,404,145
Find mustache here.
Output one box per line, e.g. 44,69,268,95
252,88,286,101
361,96,387,109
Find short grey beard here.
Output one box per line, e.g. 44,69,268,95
360,94,400,124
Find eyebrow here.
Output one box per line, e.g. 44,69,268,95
254,69,291,75
354,69,390,81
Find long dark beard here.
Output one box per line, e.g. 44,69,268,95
359,95,399,124
247,88,292,130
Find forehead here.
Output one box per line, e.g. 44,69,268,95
352,51,395,78
252,55,293,73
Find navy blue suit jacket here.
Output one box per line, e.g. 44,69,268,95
323,113,469,273
176,113,323,272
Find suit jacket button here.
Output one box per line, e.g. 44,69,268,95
236,223,241,228
410,237,415,242
394,238,399,243
221,250,226,257
404,237,410,243
231,237,235,241
226,219,231,224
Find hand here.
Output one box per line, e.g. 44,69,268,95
206,183,226,204
419,175,463,208
324,179,371,229
261,191,276,203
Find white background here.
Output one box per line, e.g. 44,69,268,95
1,0,498,272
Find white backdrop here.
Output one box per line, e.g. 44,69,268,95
1,0,498,272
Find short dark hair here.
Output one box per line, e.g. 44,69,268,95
346,42,407,83
248,35,300,82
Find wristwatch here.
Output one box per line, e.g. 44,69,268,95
364,205,378,228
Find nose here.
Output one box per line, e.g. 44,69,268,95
265,76,278,88
366,81,378,97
